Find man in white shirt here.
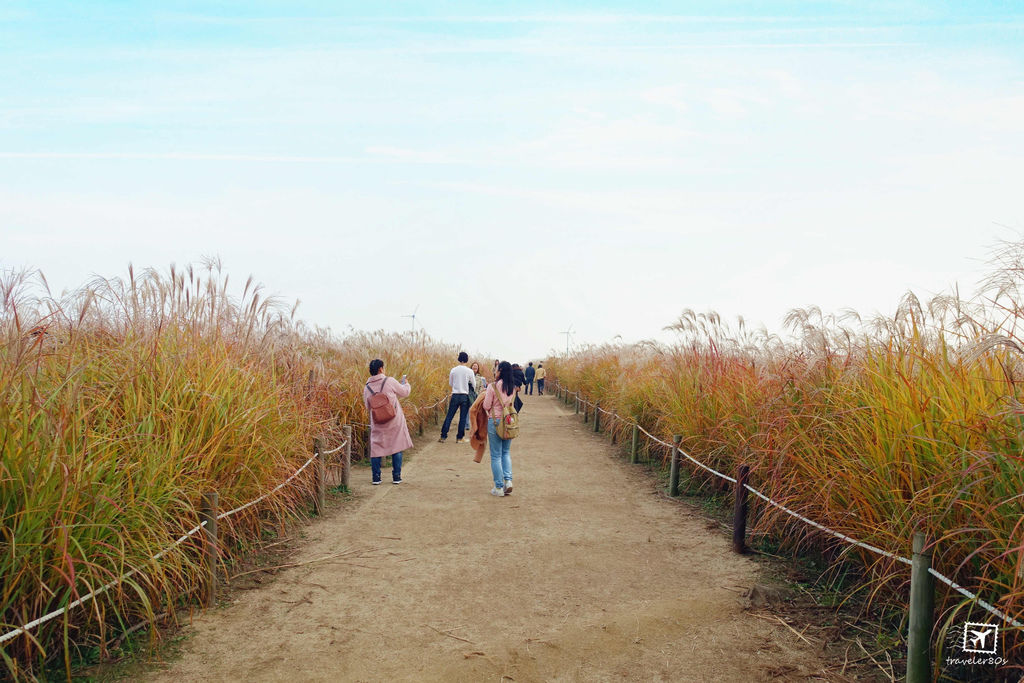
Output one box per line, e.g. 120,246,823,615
439,351,476,443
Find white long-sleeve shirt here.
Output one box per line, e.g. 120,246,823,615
449,365,476,394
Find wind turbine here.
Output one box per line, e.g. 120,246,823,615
560,324,574,355
402,305,420,333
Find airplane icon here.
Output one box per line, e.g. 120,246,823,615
963,622,998,653
969,628,994,649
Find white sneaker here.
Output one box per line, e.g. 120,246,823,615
490,487,505,497
503,482,513,496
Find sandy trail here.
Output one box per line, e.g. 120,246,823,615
150,394,830,682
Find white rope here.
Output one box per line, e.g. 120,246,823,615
0,521,207,645
928,568,1024,629
217,453,318,520
742,485,912,565
558,382,1023,629
1,441,330,645
2,396,436,647
635,425,737,483
320,439,348,456
636,425,672,450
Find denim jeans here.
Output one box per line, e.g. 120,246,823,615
487,418,512,489
440,393,471,439
537,379,545,395
371,451,403,483
525,380,534,395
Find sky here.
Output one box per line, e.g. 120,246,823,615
2,1,1023,361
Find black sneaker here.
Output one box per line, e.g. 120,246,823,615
372,480,381,486
393,478,402,485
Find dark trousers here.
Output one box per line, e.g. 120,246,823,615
537,379,545,394
371,452,403,483
440,393,471,439
525,380,534,395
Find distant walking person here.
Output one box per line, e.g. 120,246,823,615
524,362,536,395
536,363,546,395
439,351,476,443
484,361,517,496
363,359,412,485
512,363,526,390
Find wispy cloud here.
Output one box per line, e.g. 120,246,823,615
160,13,815,26
0,152,369,163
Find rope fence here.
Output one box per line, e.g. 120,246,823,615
0,434,349,647
216,449,324,521
0,521,208,646
552,380,1024,656
3,385,451,650
1,370,464,673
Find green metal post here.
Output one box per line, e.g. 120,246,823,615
907,532,934,683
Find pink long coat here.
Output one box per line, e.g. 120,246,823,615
362,375,413,459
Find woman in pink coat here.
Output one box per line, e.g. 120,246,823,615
362,358,413,485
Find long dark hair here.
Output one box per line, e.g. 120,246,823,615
497,361,514,395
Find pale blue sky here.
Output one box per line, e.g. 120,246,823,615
2,2,1023,360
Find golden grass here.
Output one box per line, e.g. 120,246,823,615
0,262,463,679
548,288,1024,667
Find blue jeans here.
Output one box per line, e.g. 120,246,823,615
371,452,403,483
441,393,470,439
487,418,512,489
525,380,534,395
537,379,545,395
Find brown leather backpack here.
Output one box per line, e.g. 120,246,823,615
366,376,396,423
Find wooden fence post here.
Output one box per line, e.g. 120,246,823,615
365,426,371,458
669,435,681,496
342,425,352,489
630,424,639,464
313,437,325,515
732,465,750,553
907,532,934,683
575,396,579,414
200,492,218,608
583,400,589,423
418,412,424,436
593,402,600,432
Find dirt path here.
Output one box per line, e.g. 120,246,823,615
149,394,832,682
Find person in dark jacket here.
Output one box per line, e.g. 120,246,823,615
512,364,526,389
524,362,536,395
511,364,526,412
